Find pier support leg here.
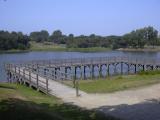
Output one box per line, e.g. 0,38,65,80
91,65,94,80
128,64,130,74
74,66,77,80
83,66,86,80
36,74,39,91
114,64,117,75
46,78,48,94
107,64,110,77
55,68,57,80
80,66,83,80
29,71,31,87
99,65,103,78
65,67,67,80
135,64,137,73
121,62,123,75
75,79,80,97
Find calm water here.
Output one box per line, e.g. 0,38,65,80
0,51,160,82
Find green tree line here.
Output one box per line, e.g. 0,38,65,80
29,26,159,49
0,31,30,50
0,26,159,50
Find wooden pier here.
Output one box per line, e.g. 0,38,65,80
5,56,160,96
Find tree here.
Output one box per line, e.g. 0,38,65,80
66,34,74,48
0,30,30,50
30,30,49,42
146,26,158,48
50,30,67,44
122,26,158,48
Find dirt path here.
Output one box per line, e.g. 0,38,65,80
59,83,160,108
51,83,160,120
20,69,160,120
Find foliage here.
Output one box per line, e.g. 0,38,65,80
0,26,159,51
0,83,118,120
30,30,49,42
65,73,160,93
49,30,67,44
0,31,30,50
138,70,160,75
123,26,158,48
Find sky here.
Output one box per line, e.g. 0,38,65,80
0,0,160,36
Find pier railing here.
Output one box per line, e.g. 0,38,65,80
4,56,160,96
16,56,160,67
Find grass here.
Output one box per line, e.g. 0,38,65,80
118,46,160,52
0,49,30,54
0,41,111,53
66,47,111,52
65,73,160,93
30,41,67,51
30,41,111,52
0,83,118,120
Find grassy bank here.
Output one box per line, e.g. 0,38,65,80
0,42,111,53
65,72,160,93
30,41,111,52
117,46,160,52
0,49,30,54
30,41,67,51
0,83,118,120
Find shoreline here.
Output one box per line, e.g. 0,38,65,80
117,48,160,52
1,47,160,54
0,47,111,53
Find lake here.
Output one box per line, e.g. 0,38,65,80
0,51,160,82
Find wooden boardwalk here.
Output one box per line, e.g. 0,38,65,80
5,56,160,96
4,56,160,120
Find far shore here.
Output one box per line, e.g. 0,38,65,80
117,47,160,52
1,47,160,54
0,47,111,54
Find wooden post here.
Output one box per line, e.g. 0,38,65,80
15,66,16,73
19,67,20,75
37,64,39,73
29,71,31,87
36,74,39,91
114,64,117,75
9,72,12,83
135,64,137,73
127,64,130,74
61,72,63,83
44,68,46,76
80,66,83,80
46,78,48,94
65,67,67,80
23,69,25,78
91,65,94,80
75,79,80,97
83,66,86,80
74,66,77,80
99,65,103,78
107,64,110,77
51,70,54,80
142,65,145,71
55,68,57,80
121,62,123,75
7,71,10,83
135,59,137,73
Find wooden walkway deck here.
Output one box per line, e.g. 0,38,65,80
4,56,160,120
5,56,160,96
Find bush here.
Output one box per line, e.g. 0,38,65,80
138,70,160,75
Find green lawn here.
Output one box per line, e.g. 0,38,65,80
0,83,118,120
30,41,67,51
30,41,111,52
0,41,111,53
65,73,160,93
